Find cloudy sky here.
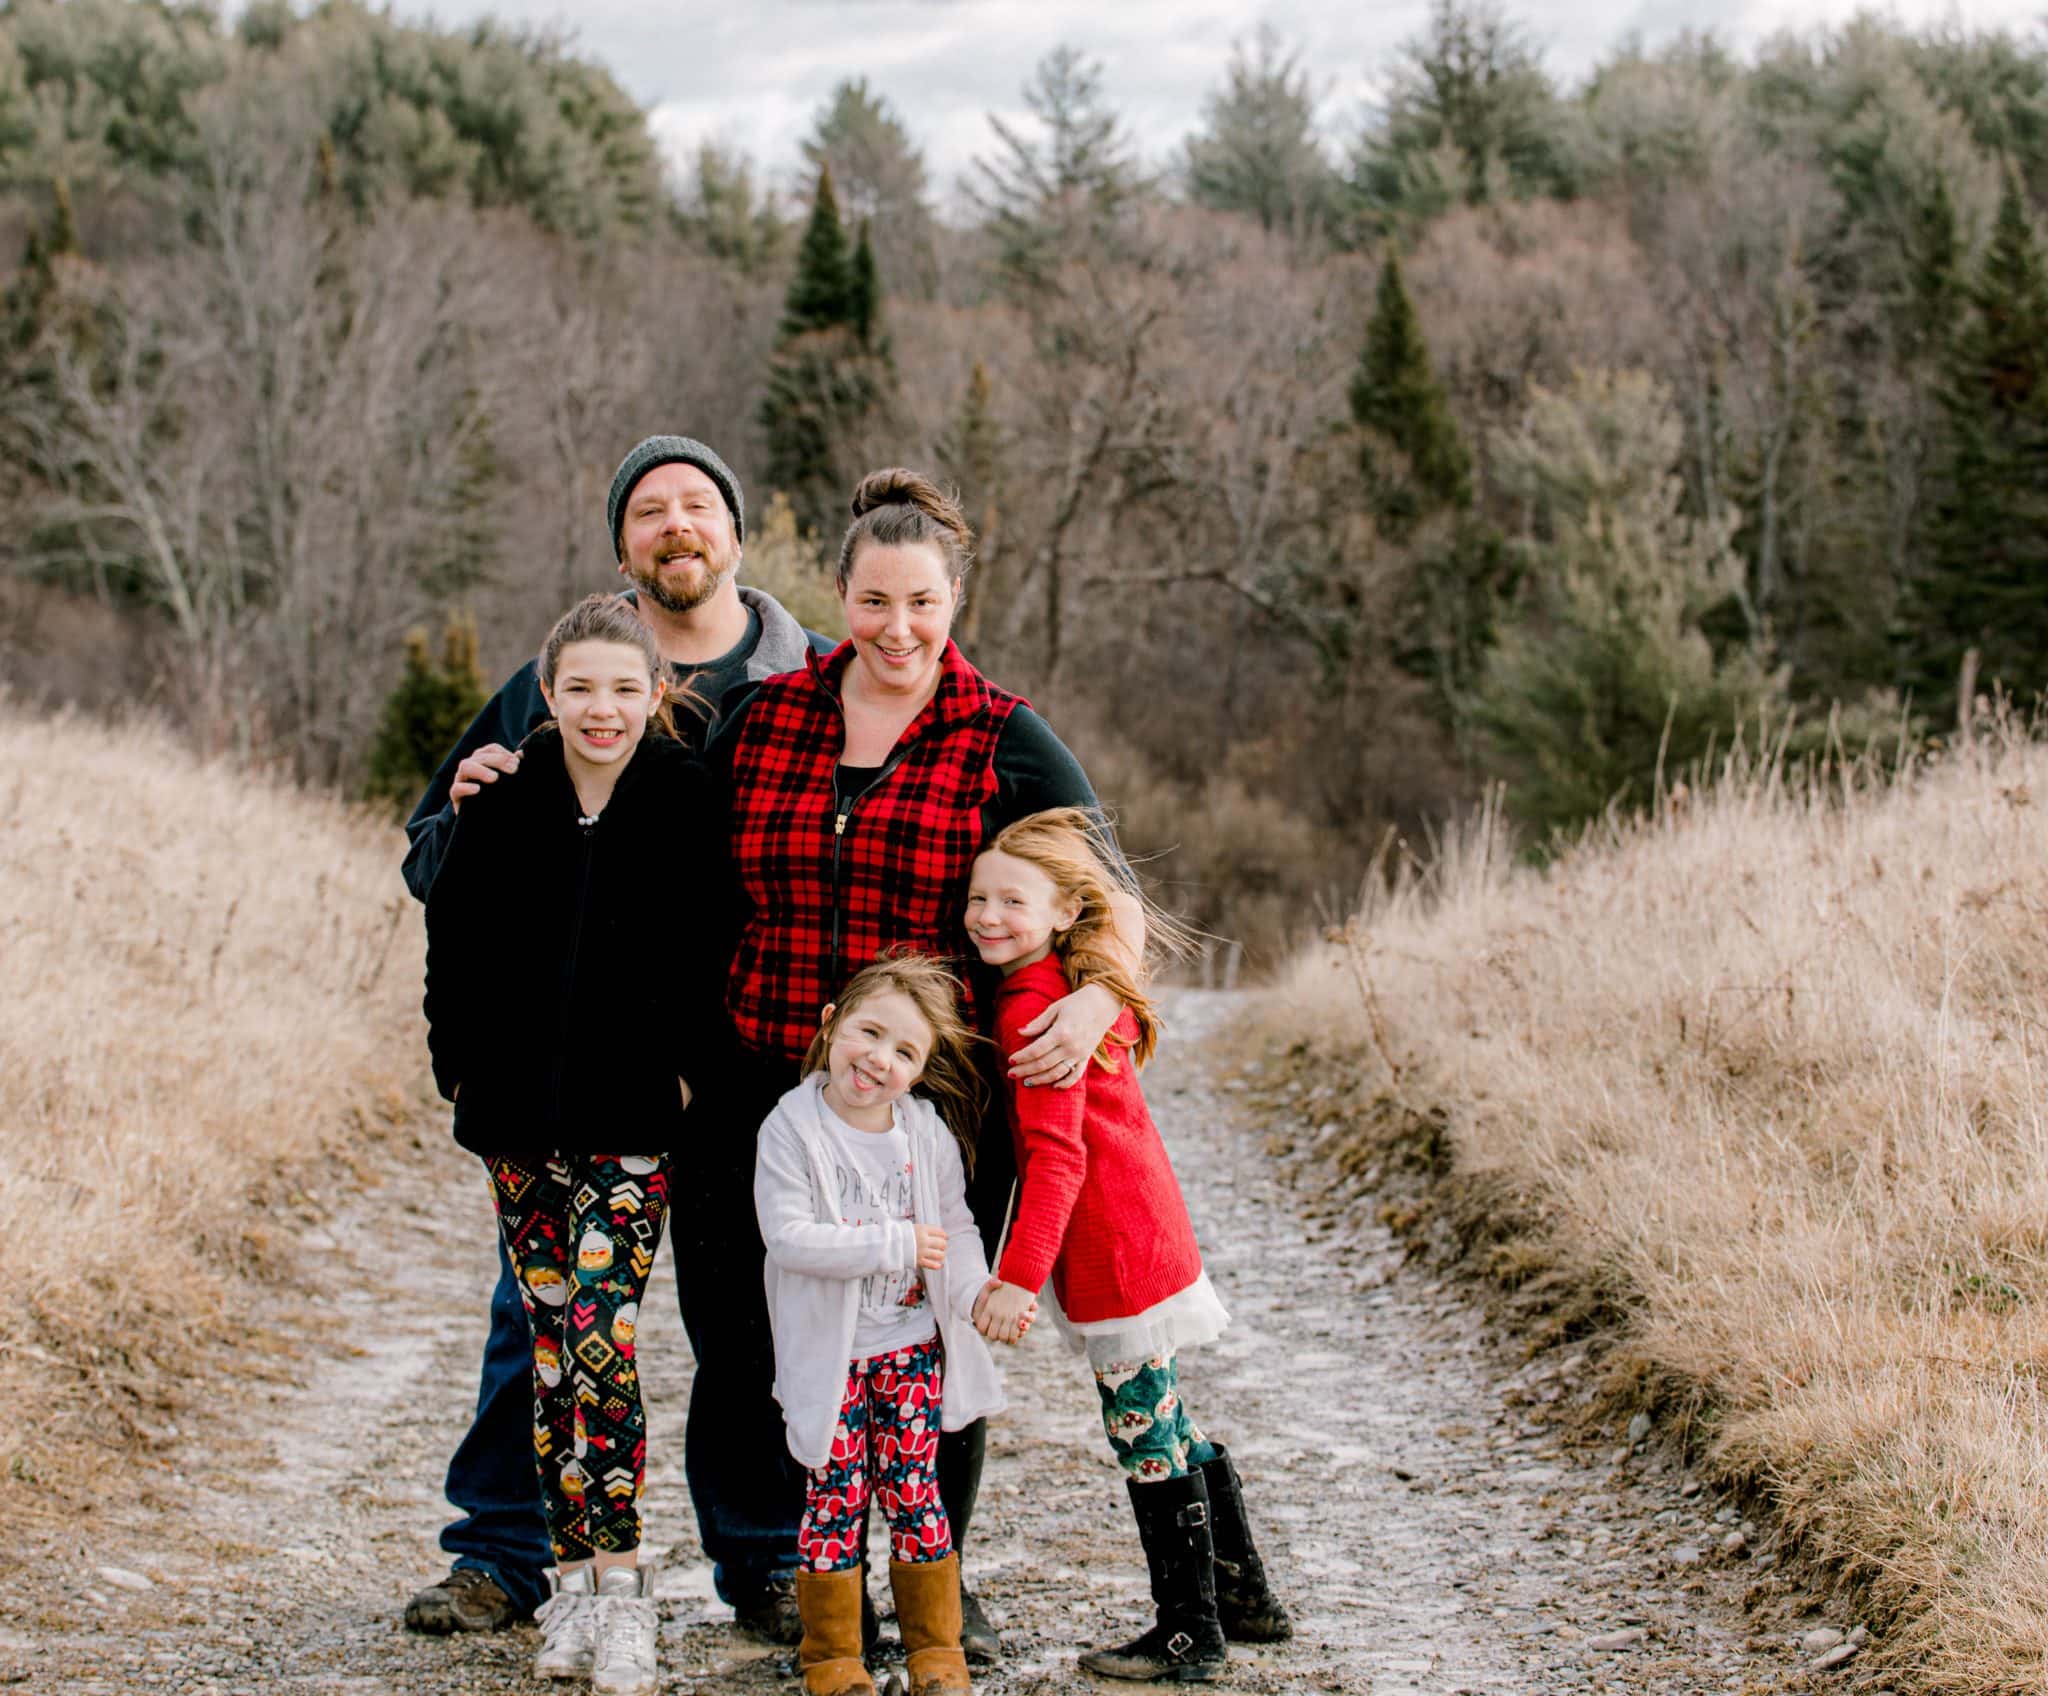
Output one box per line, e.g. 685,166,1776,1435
382,0,2042,204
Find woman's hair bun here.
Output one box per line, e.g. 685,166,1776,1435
850,467,965,535
837,465,975,588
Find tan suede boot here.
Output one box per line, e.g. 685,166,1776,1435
888,1554,972,1695
795,1568,876,1696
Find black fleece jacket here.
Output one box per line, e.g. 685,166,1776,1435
422,727,727,1157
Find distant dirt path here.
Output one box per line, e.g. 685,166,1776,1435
17,992,1825,1695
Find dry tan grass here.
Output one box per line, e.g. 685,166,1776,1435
1264,740,2048,1693
0,702,423,1527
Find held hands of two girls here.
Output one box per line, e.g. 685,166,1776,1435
972,1278,1037,1345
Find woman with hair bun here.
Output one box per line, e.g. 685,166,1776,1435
705,467,1144,1673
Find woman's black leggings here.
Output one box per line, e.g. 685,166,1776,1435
937,1416,986,1547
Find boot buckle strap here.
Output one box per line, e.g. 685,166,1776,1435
1179,1502,1209,1529
1166,1630,1195,1659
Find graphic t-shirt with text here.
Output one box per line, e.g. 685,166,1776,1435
820,1100,938,1360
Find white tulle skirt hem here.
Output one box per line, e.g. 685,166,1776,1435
1045,1270,1231,1368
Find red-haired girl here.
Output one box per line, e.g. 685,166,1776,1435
966,809,1291,1684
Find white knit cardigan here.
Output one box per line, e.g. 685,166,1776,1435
753,1075,1006,1470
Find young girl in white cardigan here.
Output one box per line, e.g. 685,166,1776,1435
754,954,1021,1696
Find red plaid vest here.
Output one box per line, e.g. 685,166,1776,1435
726,639,1025,1063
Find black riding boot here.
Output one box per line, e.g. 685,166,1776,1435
1078,1472,1228,1683
1196,1444,1292,1642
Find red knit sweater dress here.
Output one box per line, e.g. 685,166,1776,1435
991,957,1205,1322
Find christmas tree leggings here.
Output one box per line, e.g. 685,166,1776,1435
487,1151,673,1564
798,1338,953,1572
1094,1352,1222,1483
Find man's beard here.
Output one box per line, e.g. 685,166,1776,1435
629,543,736,614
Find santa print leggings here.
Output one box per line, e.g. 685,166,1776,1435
487,1151,672,1564
799,1338,953,1572
1094,1352,1221,1483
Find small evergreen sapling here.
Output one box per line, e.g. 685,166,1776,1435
364,614,488,814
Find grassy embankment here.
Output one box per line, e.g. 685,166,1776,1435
1261,734,2048,1694
0,704,424,1529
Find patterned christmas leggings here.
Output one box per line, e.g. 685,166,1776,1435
487,1151,672,1564
1094,1352,1222,1483
798,1338,953,1571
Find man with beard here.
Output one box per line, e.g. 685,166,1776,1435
403,435,817,898
400,435,827,1644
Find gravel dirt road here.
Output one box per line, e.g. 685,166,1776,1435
12,992,1848,1694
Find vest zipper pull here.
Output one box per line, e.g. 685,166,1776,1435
834,811,848,836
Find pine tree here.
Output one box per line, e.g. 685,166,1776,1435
1351,247,1472,532
780,166,856,339
761,169,897,536
1472,369,1786,840
1906,174,1961,358
800,79,937,298
970,46,1139,289
1342,247,1493,703
850,220,879,347
1183,25,1334,236
1903,173,2048,722
1350,0,1575,235
363,615,489,815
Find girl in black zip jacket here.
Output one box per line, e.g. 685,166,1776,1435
422,593,724,1691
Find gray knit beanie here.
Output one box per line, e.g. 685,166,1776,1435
606,435,745,554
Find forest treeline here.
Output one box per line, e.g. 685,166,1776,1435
4,0,2047,955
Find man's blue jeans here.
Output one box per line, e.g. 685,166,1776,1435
438,1235,552,1617
670,1180,808,1602
439,1210,806,1608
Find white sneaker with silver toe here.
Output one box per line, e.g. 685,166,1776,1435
533,1564,597,1678
590,1562,660,1696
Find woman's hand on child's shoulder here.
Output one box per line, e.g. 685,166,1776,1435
972,1277,1037,1345
1008,981,1121,1090
914,1224,948,1270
